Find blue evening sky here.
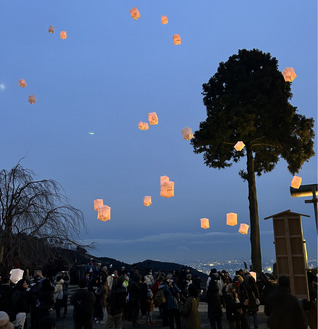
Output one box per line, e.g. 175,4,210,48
1,0,317,268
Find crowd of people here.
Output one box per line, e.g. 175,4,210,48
0,258,315,329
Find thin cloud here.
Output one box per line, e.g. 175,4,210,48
0,83,6,90
84,231,240,246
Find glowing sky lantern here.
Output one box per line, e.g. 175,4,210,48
138,122,149,131
201,218,210,229
160,180,174,198
181,127,193,141
28,95,36,104
234,141,245,151
161,15,168,24
97,205,111,221
60,31,67,39
226,212,237,226
291,175,302,189
143,196,152,206
19,79,27,88
173,34,181,45
148,112,158,125
282,67,297,82
48,26,55,33
239,223,249,234
130,7,141,20
160,175,169,185
94,199,103,211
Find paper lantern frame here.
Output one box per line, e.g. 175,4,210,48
226,212,237,226
239,223,249,234
291,176,302,189
201,218,210,229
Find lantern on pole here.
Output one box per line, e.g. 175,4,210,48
226,212,237,226
138,122,149,130
181,127,193,141
94,199,103,211
130,7,141,20
173,34,181,45
97,205,111,221
144,196,152,206
160,181,174,198
161,16,168,24
282,67,297,82
200,218,210,229
239,223,249,234
48,26,55,33
60,31,67,39
148,112,158,125
19,79,27,88
28,95,36,104
291,176,302,189
234,141,245,151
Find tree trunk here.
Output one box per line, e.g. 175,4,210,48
246,145,262,273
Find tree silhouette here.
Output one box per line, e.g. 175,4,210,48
0,162,89,276
191,49,315,273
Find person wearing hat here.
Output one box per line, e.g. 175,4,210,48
0,311,14,329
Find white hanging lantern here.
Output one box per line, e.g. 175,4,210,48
226,212,237,226
144,196,152,206
282,67,297,82
200,218,210,229
239,223,249,234
181,127,193,141
291,176,302,189
97,205,111,221
148,112,158,125
94,199,103,211
10,269,24,284
234,141,245,151
160,181,174,198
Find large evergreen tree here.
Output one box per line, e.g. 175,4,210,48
191,49,315,273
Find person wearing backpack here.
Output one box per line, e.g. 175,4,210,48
70,278,96,329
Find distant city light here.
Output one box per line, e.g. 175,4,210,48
266,267,272,272
209,263,214,266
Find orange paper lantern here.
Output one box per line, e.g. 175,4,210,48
28,95,36,104
173,34,181,45
94,199,103,211
48,26,55,33
138,122,149,131
291,175,302,189
60,31,67,39
181,127,193,141
148,112,158,125
143,196,152,206
161,16,168,24
239,223,249,234
130,7,141,20
160,176,169,185
234,141,245,151
201,218,210,229
226,212,237,226
282,67,297,82
97,205,111,221
19,79,27,88
160,181,174,198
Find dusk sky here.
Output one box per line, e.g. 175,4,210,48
1,0,317,269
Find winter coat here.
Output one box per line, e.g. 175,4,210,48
163,283,181,310
206,278,222,321
106,285,127,316
264,286,308,329
70,287,96,320
225,292,244,321
246,280,260,314
180,296,201,329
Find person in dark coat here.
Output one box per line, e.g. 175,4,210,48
264,275,308,329
225,283,248,329
10,279,29,329
128,273,142,327
105,277,127,329
0,277,14,322
206,272,223,329
245,276,260,329
163,279,182,329
36,278,55,329
70,278,96,329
